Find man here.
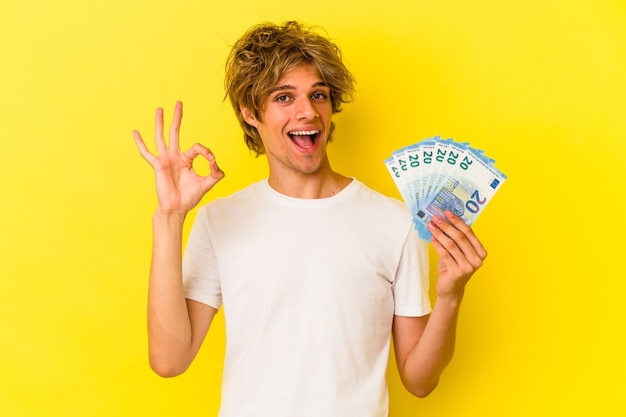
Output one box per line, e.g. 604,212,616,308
133,21,487,417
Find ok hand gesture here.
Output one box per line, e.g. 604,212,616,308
133,101,225,216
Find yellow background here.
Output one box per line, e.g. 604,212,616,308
1,0,625,416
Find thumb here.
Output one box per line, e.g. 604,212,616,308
200,154,225,191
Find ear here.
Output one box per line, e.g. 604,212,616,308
241,107,259,128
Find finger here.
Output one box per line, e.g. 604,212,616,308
183,142,211,162
443,211,488,260
184,143,226,181
184,143,224,174
429,228,478,280
429,236,451,264
132,130,158,166
169,101,183,151
428,215,483,269
201,161,226,191
207,152,226,180
427,218,462,261
154,107,167,153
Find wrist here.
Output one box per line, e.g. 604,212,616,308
435,290,465,311
153,209,187,225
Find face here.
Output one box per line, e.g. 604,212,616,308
242,65,333,178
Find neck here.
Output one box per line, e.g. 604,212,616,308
267,166,352,199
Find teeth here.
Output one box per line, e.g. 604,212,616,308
289,130,319,136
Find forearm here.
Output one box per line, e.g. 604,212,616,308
147,211,195,376
399,293,463,397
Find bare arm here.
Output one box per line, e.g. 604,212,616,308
393,210,487,397
133,101,225,377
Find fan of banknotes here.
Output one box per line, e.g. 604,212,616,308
385,136,507,240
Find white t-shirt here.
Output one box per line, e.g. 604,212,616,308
183,179,431,417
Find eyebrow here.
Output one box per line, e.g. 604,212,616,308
268,81,329,94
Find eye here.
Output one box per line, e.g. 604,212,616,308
311,92,328,101
275,94,291,103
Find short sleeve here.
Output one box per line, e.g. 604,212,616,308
182,205,223,310
392,227,432,317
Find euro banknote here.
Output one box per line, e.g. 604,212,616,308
385,136,507,240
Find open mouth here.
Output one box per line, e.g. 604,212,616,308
288,130,320,149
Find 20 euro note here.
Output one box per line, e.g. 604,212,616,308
386,138,507,241
416,146,506,238
385,138,439,239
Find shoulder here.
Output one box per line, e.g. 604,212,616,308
350,179,411,217
338,179,416,241
198,181,264,212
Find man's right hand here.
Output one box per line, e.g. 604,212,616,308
133,101,225,216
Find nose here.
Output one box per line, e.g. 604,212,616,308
295,97,319,120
